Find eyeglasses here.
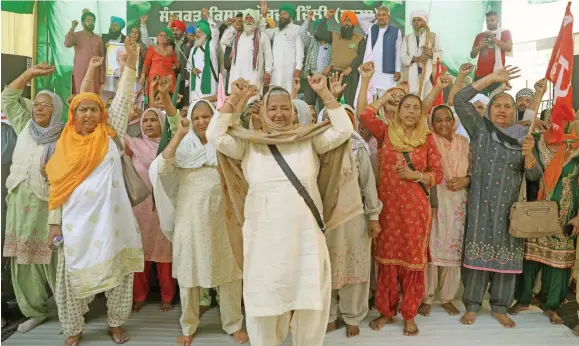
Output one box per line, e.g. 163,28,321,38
32,102,53,108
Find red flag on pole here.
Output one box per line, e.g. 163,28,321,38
545,1,574,142
430,58,446,113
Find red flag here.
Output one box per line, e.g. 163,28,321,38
545,1,574,142
430,58,446,113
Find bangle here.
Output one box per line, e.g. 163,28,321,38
324,99,337,105
165,147,174,152
427,95,434,101
414,171,423,182
224,99,236,109
83,79,93,83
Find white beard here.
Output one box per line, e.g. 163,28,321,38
244,22,255,35
194,35,207,47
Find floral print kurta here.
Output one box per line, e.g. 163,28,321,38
359,106,443,271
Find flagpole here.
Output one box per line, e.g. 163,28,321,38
527,81,547,135
31,1,38,98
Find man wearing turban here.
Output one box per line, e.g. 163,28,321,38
220,8,273,94
102,16,128,100
315,9,366,107
169,19,192,104
400,10,443,99
187,18,222,101
258,1,304,93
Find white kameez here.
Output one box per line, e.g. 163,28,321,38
400,31,442,99
206,107,353,318
261,20,304,92
225,29,273,94
61,137,144,299
187,47,218,101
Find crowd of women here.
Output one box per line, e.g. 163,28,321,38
1,7,579,346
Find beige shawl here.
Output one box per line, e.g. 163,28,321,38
217,117,364,269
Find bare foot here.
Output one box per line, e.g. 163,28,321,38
507,302,529,315
326,320,338,333
543,311,564,325
460,312,477,325
109,326,129,344
417,303,431,317
346,324,360,338
491,312,516,328
403,319,419,336
231,329,249,344
199,305,211,317
441,302,460,316
132,301,145,313
177,334,194,346
63,334,82,346
369,315,393,331
17,316,48,333
160,301,174,312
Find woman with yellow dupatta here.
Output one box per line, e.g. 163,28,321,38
45,39,144,346
359,92,442,336
510,110,579,328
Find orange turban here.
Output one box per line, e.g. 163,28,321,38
341,11,358,26
46,92,116,210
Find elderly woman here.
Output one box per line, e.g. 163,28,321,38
1,64,64,333
453,66,537,328
149,99,247,346
359,91,443,336
125,108,175,313
206,76,360,346
417,105,471,318
140,28,179,97
509,111,579,326
46,39,144,346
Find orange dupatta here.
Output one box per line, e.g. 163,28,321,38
46,93,116,210
538,123,579,200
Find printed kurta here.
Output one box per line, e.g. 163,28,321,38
524,135,578,268
454,86,525,273
261,21,304,92
359,107,443,271
157,158,242,288
64,30,104,94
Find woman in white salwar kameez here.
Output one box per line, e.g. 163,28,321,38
46,39,144,346
149,99,248,346
207,76,363,346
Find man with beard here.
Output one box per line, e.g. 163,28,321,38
187,18,221,101
471,11,513,96
64,9,105,94
102,16,127,100
259,1,304,93
221,9,273,94
355,6,402,105
220,13,243,90
401,10,442,100
515,88,535,121
170,19,190,104
315,9,366,107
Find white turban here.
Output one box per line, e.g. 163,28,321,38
469,93,490,106
411,10,429,23
243,9,259,23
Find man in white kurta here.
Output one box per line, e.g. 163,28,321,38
206,102,355,345
187,18,220,101
221,9,273,94
259,3,304,92
400,11,442,100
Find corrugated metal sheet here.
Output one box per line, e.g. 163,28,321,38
3,300,577,345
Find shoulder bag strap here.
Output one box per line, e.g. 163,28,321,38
402,152,429,197
268,144,326,233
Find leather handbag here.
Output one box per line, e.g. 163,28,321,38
402,152,437,209
112,136,151,207
509,177,561,238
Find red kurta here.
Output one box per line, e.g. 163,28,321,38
142,47,178,95
359,106,443,270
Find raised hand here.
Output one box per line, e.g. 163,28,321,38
201,8,209,20
458,63,474,77
89,56,104,68
329,72,347,99
177,117,191,137
260,0,268,18
158,75,172,95
308,73,329,93
437,74,452,89
534,78,547,94
326,8,336,19
140,15,148,25
124,37,138,62
307,11,313,21
359,62,375,80
128,105,142,123
246,84,259,99
263,73,271,87
26,63,56,78
492,66,521,83
151,75,160,91
71,20,79,30
231,78,249,95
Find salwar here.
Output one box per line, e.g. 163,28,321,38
423,264,460,305
328,280,370,326
10,251,57,318
179,279,243,336
133,261,176,303
514,260,571,311
245,253,331,346
375,264,424,320
462,267,515,315
55,249,133,337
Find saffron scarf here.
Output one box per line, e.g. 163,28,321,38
387,94,429,152
429,105,470,180
46,92,116,210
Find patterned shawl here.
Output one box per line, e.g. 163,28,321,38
231,29,260,71
29,90,65,168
